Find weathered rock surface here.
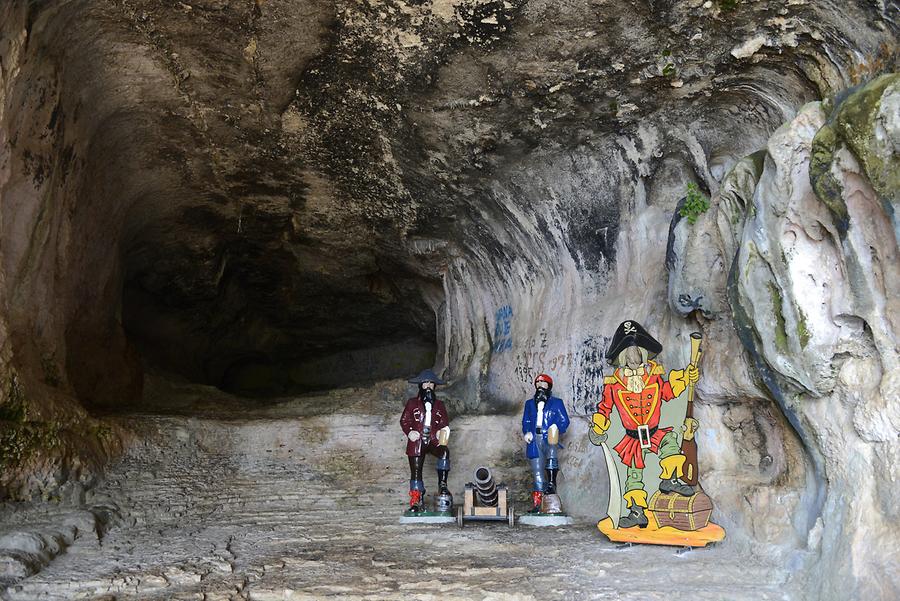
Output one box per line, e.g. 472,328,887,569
668,75,900,601
0,1,897,600
1,0,895,400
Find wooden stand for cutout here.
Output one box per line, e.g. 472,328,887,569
596,514,725,547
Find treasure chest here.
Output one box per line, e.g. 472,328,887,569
648,491,713,531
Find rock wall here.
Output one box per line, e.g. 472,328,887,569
666,75,899,601
0,2,128,500
3,0,895,401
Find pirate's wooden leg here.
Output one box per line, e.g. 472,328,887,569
431,444,452,512
544,439,559,494
658,432,694,497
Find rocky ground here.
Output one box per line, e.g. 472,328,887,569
0,384,792,601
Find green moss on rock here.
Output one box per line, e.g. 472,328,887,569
0,376,63,470
0,373,118,489
809,124,849,230
0,420,63,469
768,282,789,353
0,374,29,422
833,74,899,201
797,307,811,349
40,352,63,388
810,75,899,234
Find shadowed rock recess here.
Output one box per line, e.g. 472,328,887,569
0,1,897,599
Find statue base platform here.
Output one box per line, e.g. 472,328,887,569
518,512,574,527
597,516,725,547
399,510,455,524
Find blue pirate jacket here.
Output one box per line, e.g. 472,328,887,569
522,395,570,459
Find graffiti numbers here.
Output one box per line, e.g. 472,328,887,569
514,347,573,384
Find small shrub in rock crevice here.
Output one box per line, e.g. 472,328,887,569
717,0,739,11
680,182,710,224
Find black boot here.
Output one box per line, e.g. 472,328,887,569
545,468,558,494
659,476,694,497
619,506,648,529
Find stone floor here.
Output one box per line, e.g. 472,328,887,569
0,387,795,601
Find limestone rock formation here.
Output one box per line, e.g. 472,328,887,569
667,75,900,601
0,1,897,599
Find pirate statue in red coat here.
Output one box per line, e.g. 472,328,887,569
400,369,452,514
591,320,699,528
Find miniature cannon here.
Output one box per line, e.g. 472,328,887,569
457,466,515,527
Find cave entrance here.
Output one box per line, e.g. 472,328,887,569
218,337,437,397
121,257,442,399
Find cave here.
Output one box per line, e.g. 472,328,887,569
0,1,897,600
121,241,441,396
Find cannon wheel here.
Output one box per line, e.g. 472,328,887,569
508,506,515,528
457,506,464,528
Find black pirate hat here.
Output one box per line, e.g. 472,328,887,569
408,369,445,385
605,320,662,364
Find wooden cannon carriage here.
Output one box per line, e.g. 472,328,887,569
457,466,515,528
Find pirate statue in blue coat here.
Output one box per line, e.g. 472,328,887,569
522,373,570,513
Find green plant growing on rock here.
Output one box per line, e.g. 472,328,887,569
679,182,710,224
660,49,676,77
717,0,738,11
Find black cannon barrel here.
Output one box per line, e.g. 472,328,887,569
473,466,499,506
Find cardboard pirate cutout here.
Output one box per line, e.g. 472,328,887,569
518,373,574,526
590,321,725,546
399,369,455,524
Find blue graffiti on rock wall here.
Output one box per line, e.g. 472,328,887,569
493,305,513,353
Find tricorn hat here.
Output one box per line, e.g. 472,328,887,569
408,369,445,385
605,320,662,364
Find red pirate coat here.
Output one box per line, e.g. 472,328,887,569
596,361,676,469
400,396,450,457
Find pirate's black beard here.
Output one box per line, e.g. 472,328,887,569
535,389,549,402
421,388,435,403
